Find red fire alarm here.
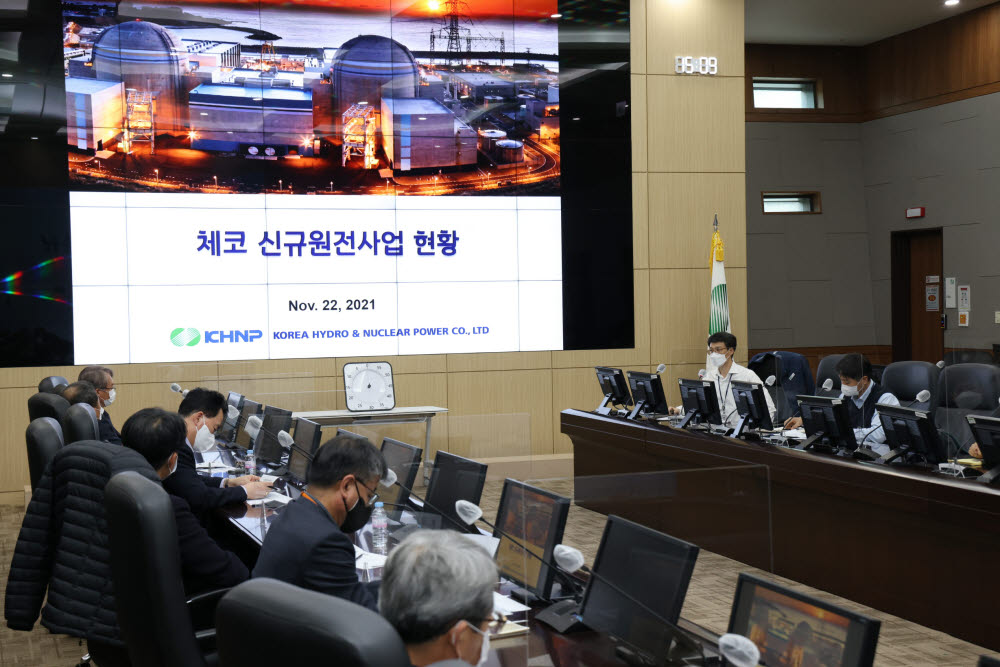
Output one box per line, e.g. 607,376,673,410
906,207,926,219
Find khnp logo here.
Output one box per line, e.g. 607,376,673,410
170,327,201,347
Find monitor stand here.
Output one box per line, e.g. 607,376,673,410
732,414,753,439
534,599,586,633
795,431,825,451
677,410,699,430
596,394,614,416
978,466,1000,485
627,400,648,420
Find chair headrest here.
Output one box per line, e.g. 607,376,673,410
28,392,70,421
61,403,100,444
38,376,70,394
939,363,1000,411
880,361,940,401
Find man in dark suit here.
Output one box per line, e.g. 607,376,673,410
164,388,270,517
121,407,249,596
252,434,386,611
79,366,122,445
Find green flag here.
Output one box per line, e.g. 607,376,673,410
709,215,730,335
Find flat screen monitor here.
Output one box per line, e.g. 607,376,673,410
595,367,632,414
677,379,723,428
234,399,263,449
425,451,488,534
292,418,323,457
287,446,312,486
878,405,949,465
336,428,366,440
732,380,774,436
728,572,881,667
797,395,857,453
255,406,293,465
579,515,699,665
216,391,245,443
493,479,570,601
626,371,669,418
967,415,1000,485
380,437,423,521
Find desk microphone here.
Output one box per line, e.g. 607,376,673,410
821,378,834,392
170,382,189,397
455,499,584,601
655,363,666,374
549,545,705,662
377,469,470,533
246,415,263,442
697,369,706,379
904,390,932,408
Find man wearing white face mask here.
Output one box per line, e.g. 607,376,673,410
669,332,776,429
79,366,122,445
784,354,899,455
164,388,271,518
380,530,496,667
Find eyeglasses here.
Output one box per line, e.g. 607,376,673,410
355,479,379,508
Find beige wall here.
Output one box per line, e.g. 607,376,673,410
0,0,746,501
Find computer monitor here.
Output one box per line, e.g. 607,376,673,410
595,367,633,415
255,406,293,465
732,380,775,437
796,395,858,454
578,515,700,665
233,399,263,449
216,391,245,444
425,451,488,534
626,371,669,419
878,405,949,466
287,445,312,487
677,379,723,429
728,572,881,667
968,415,1000,485
336,428,366,440
380,437,423,521
292,418,323,457
493,479,570,601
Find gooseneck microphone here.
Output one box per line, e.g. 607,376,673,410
169,382,189,397
549,544,705,663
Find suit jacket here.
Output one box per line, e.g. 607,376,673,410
170,494,248,596
252,495,377,611
98,410,122,445
162,443,246,517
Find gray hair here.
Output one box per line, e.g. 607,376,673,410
379,529,497,644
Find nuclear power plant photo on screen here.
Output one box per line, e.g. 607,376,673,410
62,0,561,196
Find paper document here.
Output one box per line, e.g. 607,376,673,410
462,533,500,557
354,546,388,570
260,474,279,484
782,428,806,440
493,592,530,615
195,461,235,472
246,491,292,507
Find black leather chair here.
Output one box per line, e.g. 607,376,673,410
979,655,1000,666
881,361,941,412
943,350,995,366
815,354,846,398
748,352,787,421
25,417,64,492
38,375,69,394
27,392,70,421
61,403,100,444
934,363,1000,453
104,472,221,667
216,578,411,667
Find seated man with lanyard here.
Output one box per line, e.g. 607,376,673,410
784,353,900,456
252,434,386,611
669,332,777,429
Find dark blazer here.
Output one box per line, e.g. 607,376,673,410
98,410,122,445
170,494,248,596
162,442,246,517
252,495,377,611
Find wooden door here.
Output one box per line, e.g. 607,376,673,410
891,229,943,363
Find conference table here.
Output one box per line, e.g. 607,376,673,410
561,408,1000,652
216,488,726,667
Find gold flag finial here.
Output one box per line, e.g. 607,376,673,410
711,215,724,263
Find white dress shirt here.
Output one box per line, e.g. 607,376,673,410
842,383,900,455
702,361,778,429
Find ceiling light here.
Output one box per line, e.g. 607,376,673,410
945,0,959,5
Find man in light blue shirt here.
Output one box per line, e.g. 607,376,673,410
785,354,899,455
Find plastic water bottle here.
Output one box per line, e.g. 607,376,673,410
245,449,257,477
371,502,389,555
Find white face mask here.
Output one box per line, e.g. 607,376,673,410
192,418,216,453
454,621,490,667
104,387,116,406
708,352,728,367
168,454,178,477
841,383,860,398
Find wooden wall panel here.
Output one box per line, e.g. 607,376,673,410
0,0,748,495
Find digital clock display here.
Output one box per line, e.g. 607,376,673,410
675,56,718,75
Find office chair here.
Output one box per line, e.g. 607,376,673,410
869,364,886,384
943,350,995,366
881,361,941,412
25,417,64,492
934,363,1000,454
27,391,70,422
105,473,223,667
216,578,411,667
748,352,786,421
978,656,1000,666
38,375,69,394
815,354,846,398
61,403,100,444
